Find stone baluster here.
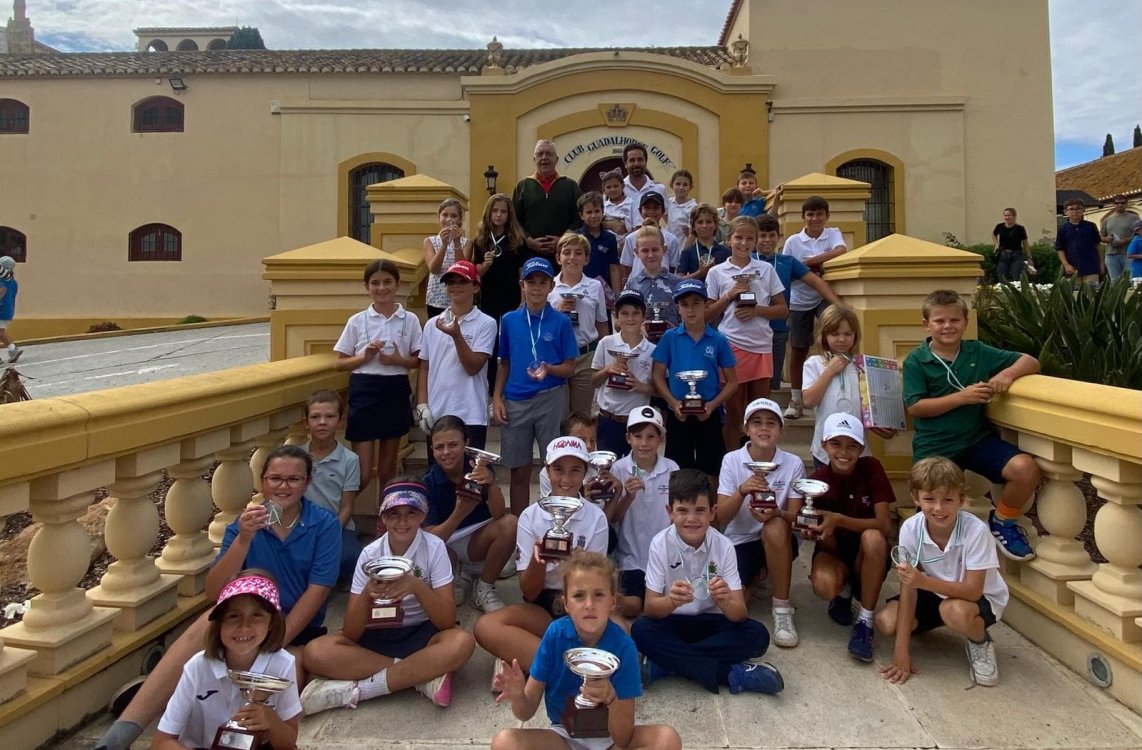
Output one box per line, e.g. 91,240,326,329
962,471,994,519
0,482,36,701
284,418,308,446
1,462,119,675
1067,450,1142,642
249,427,290,506
89,446,183,632
209,442,257,545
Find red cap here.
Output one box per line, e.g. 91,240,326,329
442,260,480,284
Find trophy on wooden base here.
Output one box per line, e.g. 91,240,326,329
733,272,758,306
561,648,621,739
743,461,780,510
361,556,413,629
674,370,708,415
586,451,618,505
791,478,829,533
211,671,292,750
561,292,585,326
605,350,634,390
645,302,668,343
538,496,582,562
456,448,501,503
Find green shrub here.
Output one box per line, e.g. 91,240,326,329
975,275,1142,390
87,321,121,333
177,315,208,325
952,240,1062,284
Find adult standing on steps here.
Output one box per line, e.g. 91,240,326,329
1100,194,1139,283
513,139,581,262
622,142,665,232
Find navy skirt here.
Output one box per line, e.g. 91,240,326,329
346,373,413,442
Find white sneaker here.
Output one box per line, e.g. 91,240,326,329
301,678,358,715
472,581,506,612
783,400,803,420
453,571,473,606
965,638,999,686
416,671,453,707
772,605,799,648
498,557,518,580
491,658,510,693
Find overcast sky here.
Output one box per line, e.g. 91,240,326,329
21,0,1142,170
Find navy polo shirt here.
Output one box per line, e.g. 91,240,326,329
1055,220,1102,277
498,302,578,400
578,227,620,281
652,324,737,401
423,460,492,531
218,498,340,629
677,242,731,275
753,252,811,333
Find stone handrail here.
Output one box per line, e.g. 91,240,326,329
0,354,346,716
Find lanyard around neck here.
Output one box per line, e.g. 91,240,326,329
525,305,546,363
672,527,711,583
928,341,966,391
911,513,962,566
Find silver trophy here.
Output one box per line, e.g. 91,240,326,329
645,302,668,342
586,451,618,504
791,478,829,532
458,447,502,503
606,349,635,390
361,556,413,629
732,271,757,306
251,498,282,528
674,370,708,415
743,461,780,510
562,647,621,738
561,292,586,325
890,545,913,568
441,308,456,327
211,670,292,750
538,496,583,561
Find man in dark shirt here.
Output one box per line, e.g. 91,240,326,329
512,139,581,261
1056,198,1103,283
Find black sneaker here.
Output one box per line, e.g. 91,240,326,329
108,675,146,716
827,595,853,626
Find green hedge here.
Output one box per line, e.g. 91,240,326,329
947,238,1062,284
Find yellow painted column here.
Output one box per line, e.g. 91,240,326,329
773,172,871,250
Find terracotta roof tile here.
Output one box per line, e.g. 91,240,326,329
1055,147,1142,201
0,46,734,78
719,0,745,45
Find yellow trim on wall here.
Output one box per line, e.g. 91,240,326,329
336,152,418,239
825,148,907,236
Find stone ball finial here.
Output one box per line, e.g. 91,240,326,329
730,33,750,67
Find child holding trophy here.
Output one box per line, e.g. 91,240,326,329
716,398,806,649
423,415,517,613
475,437,609,684
591,289,657,457
300,480,475,714
152,572,301,750
492,550,681,750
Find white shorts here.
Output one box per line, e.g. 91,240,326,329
551,724,614,750
0,320,11,328
447,518,492,574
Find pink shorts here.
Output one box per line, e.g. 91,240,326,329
731,345,773,383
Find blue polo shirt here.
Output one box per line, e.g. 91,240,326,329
677,241,731,276
577,227,620,281
651,324,736,401
218,498,340,629
1055,220,1102,277
423,460,492,531
0,277,16,320
752,252,811,332
499,302,578,401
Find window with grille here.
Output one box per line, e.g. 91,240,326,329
0,227,26,262
0,99,29,134
133,96,184,133
129,224,182,261
350,163,405,243
837,159,895,242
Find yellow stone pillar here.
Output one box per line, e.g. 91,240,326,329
772,172,871,250
823,236,983,504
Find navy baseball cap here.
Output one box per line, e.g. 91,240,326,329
639,190,666,209
520,256,555,279
672,279,707,301
615,289,646,310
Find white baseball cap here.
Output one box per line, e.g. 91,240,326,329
545,436,591,466
822,412,865,446
743,398,784,427
626,405,665,434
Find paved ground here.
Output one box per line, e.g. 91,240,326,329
6,323,269,399
65,555,1142,750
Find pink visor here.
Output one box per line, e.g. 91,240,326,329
210,574,281,619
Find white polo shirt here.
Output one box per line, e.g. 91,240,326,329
781,227,845,311
645,526,742,616
620,228,682,275
591,333,656,416
419,307,497,426
802,354,868,465
157,650,301,749
897,511,1009,619
717,446,805,546
705,258,786,353
516,499,609,590
334,304,424,376
623,176,666,230
549,273,609,348
352,529,453,627
667,197,697,239
604,195,633,228
611,453,677,572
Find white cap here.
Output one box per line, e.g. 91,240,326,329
626,405,665,433
743,398,783,426
545,436,591,466
822,412,865,446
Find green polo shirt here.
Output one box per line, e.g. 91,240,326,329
902,338,1020,459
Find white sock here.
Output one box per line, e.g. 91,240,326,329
858,607,874,625
475,579,494,594
773,597,791,610
791,389,802,402
839,584,852,599
358,657,400,700
6,343,14,353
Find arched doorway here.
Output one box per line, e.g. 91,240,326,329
577,157,623,195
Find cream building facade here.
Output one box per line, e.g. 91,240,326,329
0,0,1055,329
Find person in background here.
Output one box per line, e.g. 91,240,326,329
513,139,581,261
1055,198,1103,283
992,208,1031,282
1100,194,1139,283
0,256,21,364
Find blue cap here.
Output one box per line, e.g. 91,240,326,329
520,256,555,279
672,279,707,301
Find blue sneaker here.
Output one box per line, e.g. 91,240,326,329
989,510,1035,561
728,661,784,695
828,595,853,626
640,656,673,686
848,620,874,662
